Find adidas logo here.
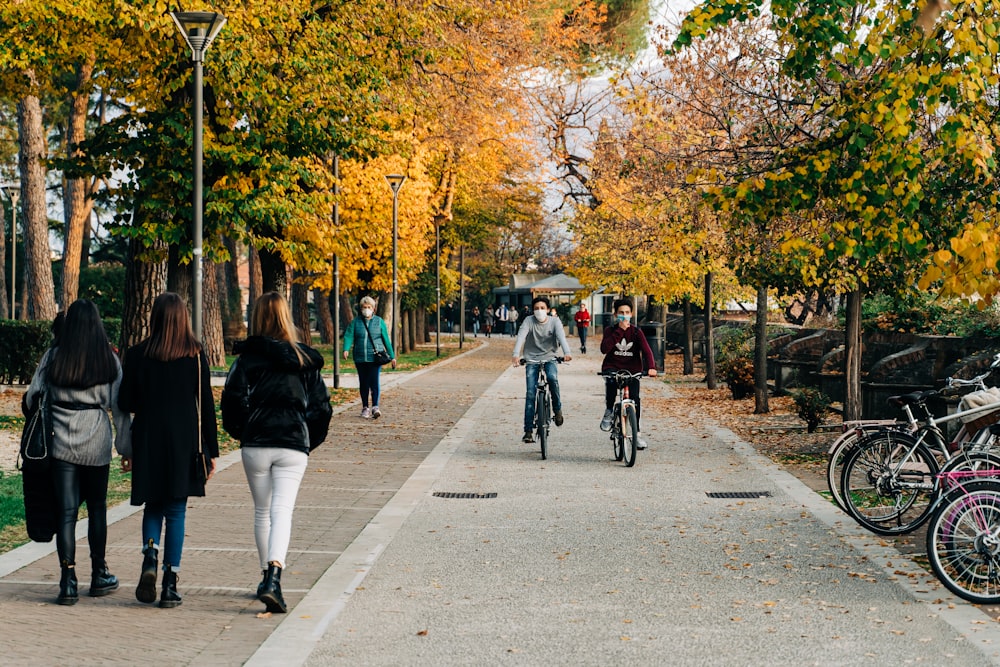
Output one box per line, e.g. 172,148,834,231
614,339,634,357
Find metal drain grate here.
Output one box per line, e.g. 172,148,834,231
432,492,498,499
705,491,772,499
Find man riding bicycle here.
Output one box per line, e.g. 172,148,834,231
600,297,657,449
512,296,573,443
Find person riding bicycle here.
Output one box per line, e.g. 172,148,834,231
512,296,573,443
600,297,657,450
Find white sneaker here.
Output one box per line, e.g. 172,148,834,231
636,433,647,450
361,407,371,419
600,409,613,432
371,406,381,420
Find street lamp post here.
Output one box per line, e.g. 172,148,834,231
384,174,406,354
170,10,227,341
2,183,19,320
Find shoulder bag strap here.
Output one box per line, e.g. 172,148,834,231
363,318,378,353
196,355,204,460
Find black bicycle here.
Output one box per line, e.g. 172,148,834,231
521,358,563,460
601,370,644,467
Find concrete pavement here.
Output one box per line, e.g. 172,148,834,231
3,337,1000,665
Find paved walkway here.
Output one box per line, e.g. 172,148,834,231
4,338,1000,665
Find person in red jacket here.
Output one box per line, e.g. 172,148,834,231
573,302,591,354
599,297,657,449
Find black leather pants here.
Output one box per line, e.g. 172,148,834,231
51,458,110,567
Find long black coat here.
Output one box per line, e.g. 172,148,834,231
118,343,219,505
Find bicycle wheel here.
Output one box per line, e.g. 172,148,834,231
611,405,624,461
536,391,549,460
926,481,1000,604
826,429,867,512
940,451,1000,477
840,431,939,535
622,403,638,467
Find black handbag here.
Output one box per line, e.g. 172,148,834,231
19,391,57,542
364,319,392,366
18,391,52,472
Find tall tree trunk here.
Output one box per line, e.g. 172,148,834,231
401,310,410,354
407,308,416,351
418,306,429,343
291,278,312,344
682,297,693,375
0,201,7,319
61,55,97,310
17,88,57,321
315,288,333,343
166,244,193,305
221,235,245,341
202,260,225,365
703,272,716,390
120,237,167,354
339,293,353,330
259,248,287,295
844,289,863,421
753,284,769,414
248,245,263,323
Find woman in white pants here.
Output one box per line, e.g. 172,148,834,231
221,292,332,613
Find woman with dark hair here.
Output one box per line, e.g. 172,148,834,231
222,291,331,613
24,299,130,605
118,292,219,609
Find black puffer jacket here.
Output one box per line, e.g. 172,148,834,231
221,337,332,452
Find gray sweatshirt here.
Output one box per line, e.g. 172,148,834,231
512,315,572,363
25,348,131,466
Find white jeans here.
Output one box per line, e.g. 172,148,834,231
242,447,308,569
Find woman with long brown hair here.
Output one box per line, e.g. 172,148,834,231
222,291,331,613
118,292,218,608
24,299,130,605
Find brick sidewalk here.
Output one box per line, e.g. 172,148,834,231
0,340,508,666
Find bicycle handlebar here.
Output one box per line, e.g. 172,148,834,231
519,357,565,365
598,370,647,378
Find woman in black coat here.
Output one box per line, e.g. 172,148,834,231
118,292,218,608
221,292,331,614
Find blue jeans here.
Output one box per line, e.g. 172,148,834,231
143,499,187,569
524,361,561,431
356,361,381,407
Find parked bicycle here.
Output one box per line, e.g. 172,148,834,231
521,358,563,460
601,370,645,467
839,391,1000,536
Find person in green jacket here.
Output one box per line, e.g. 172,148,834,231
343,296,396,419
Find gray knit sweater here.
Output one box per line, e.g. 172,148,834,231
25,348,131,466
512,315,572,363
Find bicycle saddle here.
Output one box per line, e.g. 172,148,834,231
887,390,937,407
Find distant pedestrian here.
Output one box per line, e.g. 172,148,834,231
574,302,591,354
484,309,494,338
119,292,219,609
471,306,481,337
508,306,519,336
24,299,130,605
343,296,396,419
222,292,332,613
495,304,510,336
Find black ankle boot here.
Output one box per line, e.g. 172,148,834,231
57,562,78,606
135,539,158,604
159,566,181,608
89,560,119,597
256,569,267,598
259,561,287,613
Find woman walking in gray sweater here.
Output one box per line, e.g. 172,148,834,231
24,300,130,605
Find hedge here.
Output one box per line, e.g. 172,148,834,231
0,318,122,384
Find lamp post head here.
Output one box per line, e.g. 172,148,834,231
384,174,406,196
170,11,227,62
1,182,20,206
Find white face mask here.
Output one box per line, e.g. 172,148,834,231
361,308,373,318
534,308,548,322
